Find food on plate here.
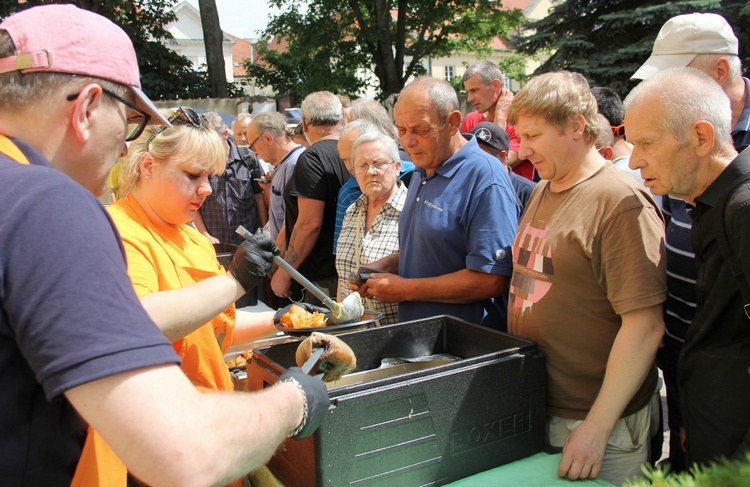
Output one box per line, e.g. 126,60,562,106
295,332,357,382
280,304,327,329
226,350,252,368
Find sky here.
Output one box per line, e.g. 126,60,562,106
184,0,277,40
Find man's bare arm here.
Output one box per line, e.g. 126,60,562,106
367,268,508,304
557,304,664,480
66,365,304,487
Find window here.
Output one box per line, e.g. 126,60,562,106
445,65,455,81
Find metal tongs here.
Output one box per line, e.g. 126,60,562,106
301,347,325,376
235,225,364,324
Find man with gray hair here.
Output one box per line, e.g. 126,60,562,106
632,13,750,148
632,13,750,471
232,112,253,145
461,60,534,181
271,91,350,304
359,76,519,326
624,67,750,468
246,111,305,242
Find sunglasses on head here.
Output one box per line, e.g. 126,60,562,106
146,106,205,149
611,124,625,138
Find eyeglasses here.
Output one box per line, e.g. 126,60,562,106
353,160,395,174
67,89,150,142
248,132,265,152
611,124,625,138
146,106,205,149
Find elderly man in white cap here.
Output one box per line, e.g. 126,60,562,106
632,13,750,148
0,5,328,486
632,12,750,473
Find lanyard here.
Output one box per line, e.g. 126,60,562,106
0,134,30,165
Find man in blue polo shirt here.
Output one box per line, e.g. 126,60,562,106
360,76,518,325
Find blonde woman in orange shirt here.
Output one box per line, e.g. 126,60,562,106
75,107,278,487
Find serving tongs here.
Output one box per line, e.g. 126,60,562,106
301,347,325,376
235,225,364,324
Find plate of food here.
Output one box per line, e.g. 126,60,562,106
273,303,383,336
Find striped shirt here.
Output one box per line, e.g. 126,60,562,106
662,196,697,343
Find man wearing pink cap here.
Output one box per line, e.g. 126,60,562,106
0,5,328,486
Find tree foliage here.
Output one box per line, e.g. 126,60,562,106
511,0,750,97
0,0,243,100
246,0,525,102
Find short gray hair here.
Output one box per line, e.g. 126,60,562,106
232,113,252,133
301,91,342,126
397,76,459,125
340,119,381,140
463,60,504,85
688,53,743,81
344,99,398,138
203,111,229,134
624,67,732,144
351,131,401,165
252,111,287,138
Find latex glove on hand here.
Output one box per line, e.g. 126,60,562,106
277,366,330,439
228,234,280,291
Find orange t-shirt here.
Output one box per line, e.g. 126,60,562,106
73,194,243,487
108,194,235,391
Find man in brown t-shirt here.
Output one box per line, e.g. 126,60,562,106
507,71,666,486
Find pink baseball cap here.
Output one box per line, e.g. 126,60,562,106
631,13,738,80
0,4,170,127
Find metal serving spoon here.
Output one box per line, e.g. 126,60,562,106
235,226,364,324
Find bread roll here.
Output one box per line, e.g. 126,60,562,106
295,332,357,382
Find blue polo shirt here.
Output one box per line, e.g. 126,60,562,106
398,135,518,324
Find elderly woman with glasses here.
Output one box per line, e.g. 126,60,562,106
336,131,406,324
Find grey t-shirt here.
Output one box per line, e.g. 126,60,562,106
267,145,304,240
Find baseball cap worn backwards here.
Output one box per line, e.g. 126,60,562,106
0,4,170,127
631,13,738,80
471,122,510,152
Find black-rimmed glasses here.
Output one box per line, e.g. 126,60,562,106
353,160,395,174
248,132,265,152
145,106,205,149
67,89,150,142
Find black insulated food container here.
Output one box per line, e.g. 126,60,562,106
247,315,546,486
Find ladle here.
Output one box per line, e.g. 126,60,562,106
235,226,364,324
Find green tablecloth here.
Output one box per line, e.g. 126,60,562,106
445,452,614,486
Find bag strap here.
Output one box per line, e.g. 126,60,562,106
715,171,750,319
0,134,30,165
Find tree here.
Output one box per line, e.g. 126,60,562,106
246,0,525,101
0,0,241,100
509,0,747,97
197,0,228,98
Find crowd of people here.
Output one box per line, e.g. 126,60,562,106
1,4,749,487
